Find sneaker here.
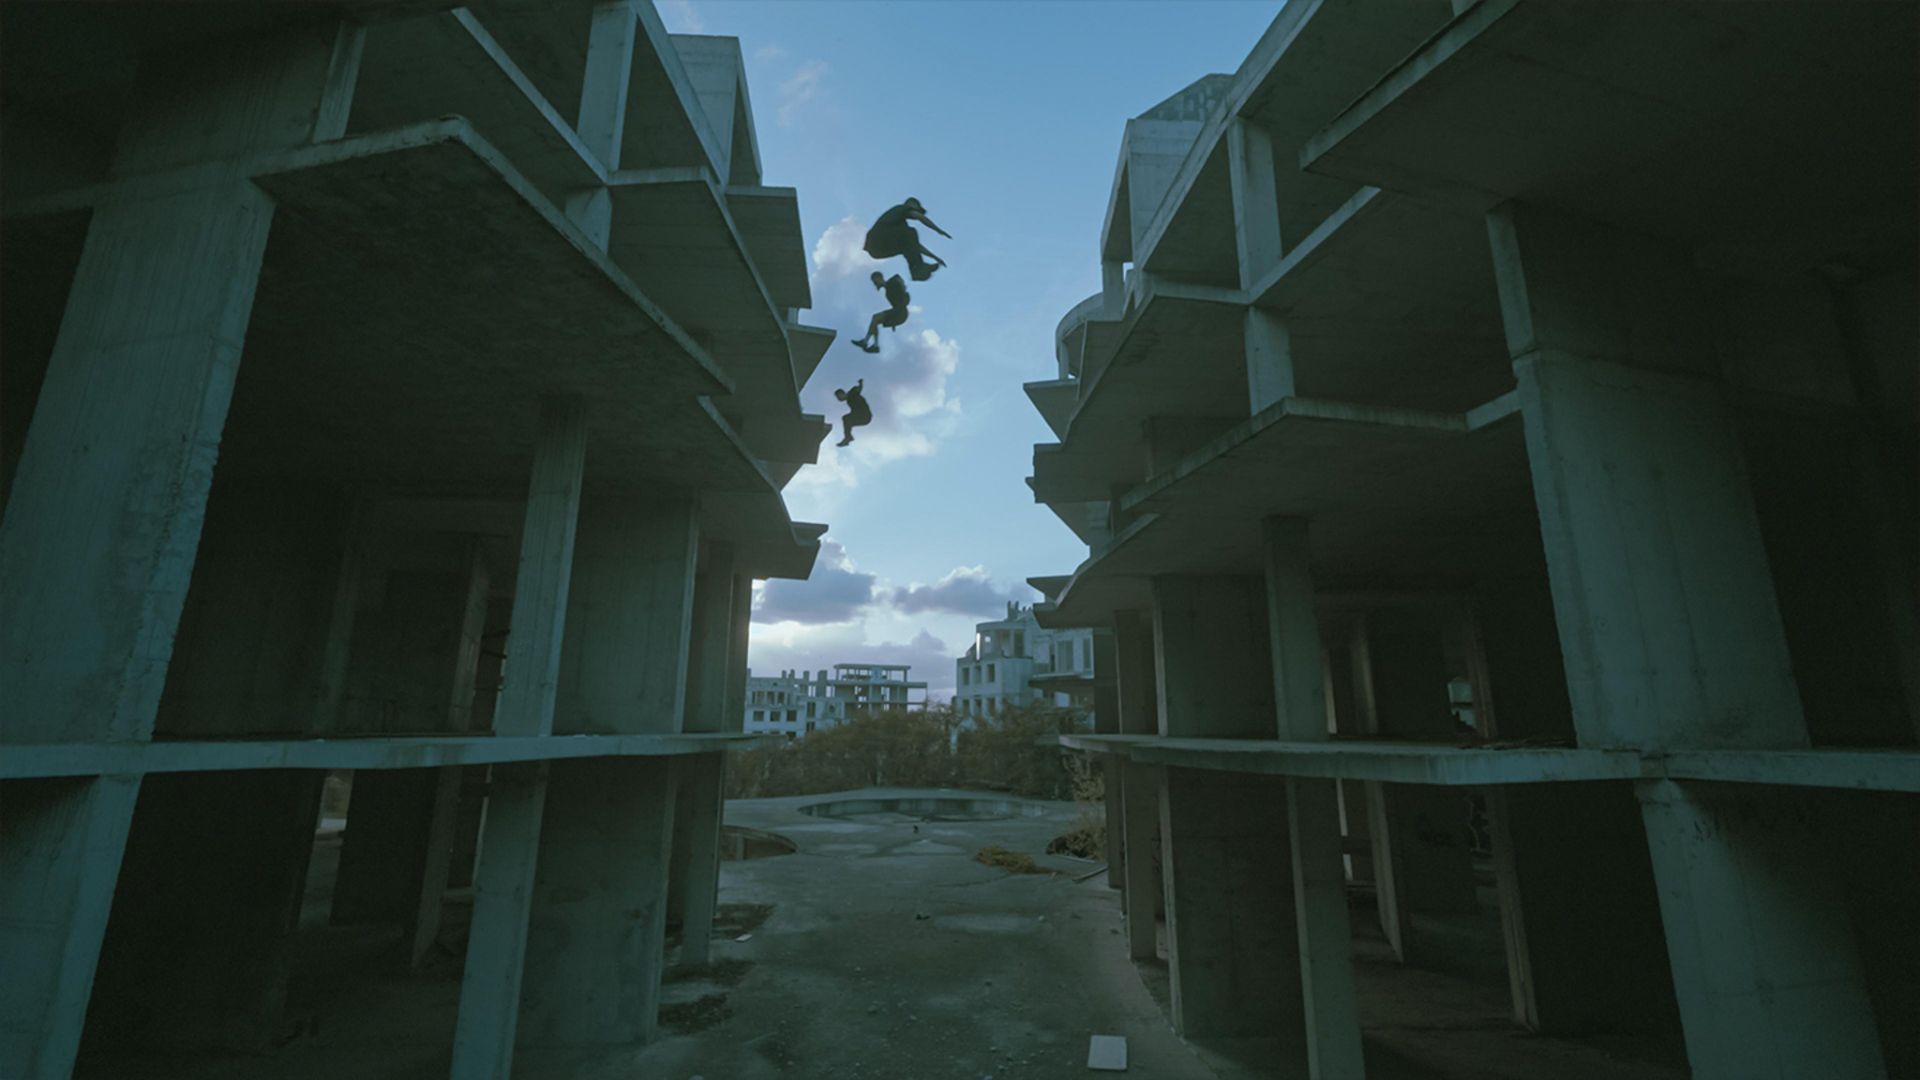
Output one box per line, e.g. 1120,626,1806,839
836,436,853,447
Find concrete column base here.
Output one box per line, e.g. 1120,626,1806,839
1120,762,1162,960
1287,777,1364,1078
0,776,141,1080
1159,767,1303,1043
520,758,678,1046
453,762,550,1079
1637,780,1885,1080
666,754,725,966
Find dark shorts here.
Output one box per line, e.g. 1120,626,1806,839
863,224,915,260
848,407,872,426
878,306,908,328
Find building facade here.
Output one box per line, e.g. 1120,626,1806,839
953,602,1099,721
743,663,929,738
0,4,834,1077
1027,5,1917,1080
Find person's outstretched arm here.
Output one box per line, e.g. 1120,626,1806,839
914,210,952,239
856,377,865,390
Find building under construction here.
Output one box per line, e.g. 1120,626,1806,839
1,3,831,1076
1028,4,1918,1079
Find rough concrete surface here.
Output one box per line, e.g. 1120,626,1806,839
581,788,1220,1080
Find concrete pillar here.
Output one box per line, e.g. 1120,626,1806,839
1262,519,1362,1078
1091,629,1124,887
519,495,700,1046
1513,354,1806,750
1637,782,1884,1079
668,541,739,965
84,772,323,1053
0,23,361,1077
1101,259,1126,318
333,541,489,969
340,540,491,733
0,777,141,1080
1365,610,1479,973
1227,118,1282,287
1475,579,1679,1037
1244,308,1295,415
1495,202,1883,1077
1114,610,1161,960
1151,575,1301,1042
562,0,638,246
452,396,587,1080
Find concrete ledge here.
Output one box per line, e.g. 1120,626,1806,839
1136,737,1640,785
1052,735,1920,792
1658,749,1920,794
1,733,780,780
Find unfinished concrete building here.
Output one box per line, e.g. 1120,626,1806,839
1028,4,1918,1078
1,3,833,1076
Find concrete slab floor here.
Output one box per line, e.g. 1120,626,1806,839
75,787,1687,1080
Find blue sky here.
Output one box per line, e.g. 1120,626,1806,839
659,1,1280,696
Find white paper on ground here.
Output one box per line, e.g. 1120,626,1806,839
1087,1034,1128,1071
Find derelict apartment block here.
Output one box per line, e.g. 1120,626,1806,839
1027,4,1917,1078
1,3,833,1076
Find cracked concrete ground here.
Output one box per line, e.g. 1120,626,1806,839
573,788,1217,1080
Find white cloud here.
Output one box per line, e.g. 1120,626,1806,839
890,565,1020,617
778,60,828,128
658,0,705,33
753,43,787,62
753,539,876,625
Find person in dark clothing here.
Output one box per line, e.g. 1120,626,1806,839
862,197,950,282
853,271,911,353
834,379,872,447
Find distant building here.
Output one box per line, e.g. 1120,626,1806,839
743,663,929,738
953,602,1098,723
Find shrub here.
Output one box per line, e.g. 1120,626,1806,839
725,702,1093,801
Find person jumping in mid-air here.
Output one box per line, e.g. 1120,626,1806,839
835,378,872,447
863,197,950,282
852,271,910,353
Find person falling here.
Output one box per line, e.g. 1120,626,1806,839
852,271,911,353
863,196,950,282
835,378,872,447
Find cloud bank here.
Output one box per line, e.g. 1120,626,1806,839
889,565,1019,617
752,540,875,625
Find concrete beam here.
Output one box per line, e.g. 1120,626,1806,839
0,732,778,781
